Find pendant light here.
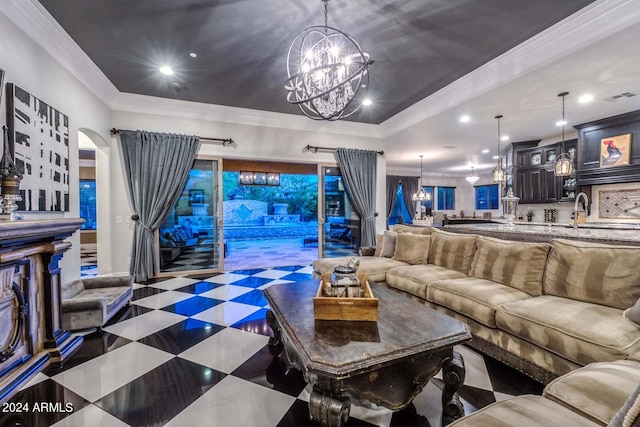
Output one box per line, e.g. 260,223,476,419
465,167,479,185
554,92,573,176
492,115,506,183
412,155,430,201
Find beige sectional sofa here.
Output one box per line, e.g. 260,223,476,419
450,359,640,426
313,226,640,384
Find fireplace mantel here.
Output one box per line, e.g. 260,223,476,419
0,219,84,403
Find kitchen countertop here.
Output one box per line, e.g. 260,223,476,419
443,222,640,245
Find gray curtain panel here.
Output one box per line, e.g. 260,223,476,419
399,176,419,218
119,130,200,282
334,148,378,247
386,175,402,220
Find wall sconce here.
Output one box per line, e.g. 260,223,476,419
238,171,280,186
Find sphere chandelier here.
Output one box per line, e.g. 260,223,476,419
285,0,373,121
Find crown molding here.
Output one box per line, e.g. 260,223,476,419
111,93,383,138
2,0,119,105
378,0,640,138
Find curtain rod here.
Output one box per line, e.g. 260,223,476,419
305,144,384,156
110,128,235,147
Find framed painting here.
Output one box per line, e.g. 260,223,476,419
6,83,70,211
600,133,631,168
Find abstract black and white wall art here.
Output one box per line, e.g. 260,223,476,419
6,84,69,211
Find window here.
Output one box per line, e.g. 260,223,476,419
437,187,455,210
419,186,435,214
388,184,413,225
79,179,97,230
475,184,500,210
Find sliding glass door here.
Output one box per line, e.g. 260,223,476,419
319,165,360,258
157,158,222,275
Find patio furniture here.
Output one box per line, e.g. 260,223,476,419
303,237,318,246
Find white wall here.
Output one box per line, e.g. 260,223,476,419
0,11,112,281
110,109,386,274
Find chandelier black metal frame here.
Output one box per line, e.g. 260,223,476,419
285,0,373,121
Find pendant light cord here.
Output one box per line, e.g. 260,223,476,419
496,115,503,169
323,0,329,28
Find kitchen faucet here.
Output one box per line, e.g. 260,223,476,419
573,192,589,230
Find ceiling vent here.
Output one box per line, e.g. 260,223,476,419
604,92,637,102
168,82,190,93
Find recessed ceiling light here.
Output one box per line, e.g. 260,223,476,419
481,149,489,154
492,155,499,160
578,94,594,103
459,115,470,123
362,98,372,106
556,120,567,126
159,65,174,75
501,135,510,141
189,52,197,58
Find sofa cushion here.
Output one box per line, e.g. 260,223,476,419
447,395,600,427
391,224,433,235
544,239,640,310
427,277,532,328
386,264,466,299
543,360,640,425
428,230,477,275
76,286,132,313
496,295,640,366
624,297,640,327
380,231,398,258
373,233,384,257
313,256,407,283
469,236,550,296
609,383,640,427
61,280,85,300
392,233,431,265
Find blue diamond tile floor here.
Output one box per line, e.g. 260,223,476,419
1,265,544,427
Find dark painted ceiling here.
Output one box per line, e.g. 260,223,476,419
39,0,595,124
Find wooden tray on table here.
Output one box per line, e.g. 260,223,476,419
313,273,378,321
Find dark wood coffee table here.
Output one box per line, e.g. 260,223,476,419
264,280,472,427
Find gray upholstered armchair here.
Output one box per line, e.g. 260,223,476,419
61,276,133,330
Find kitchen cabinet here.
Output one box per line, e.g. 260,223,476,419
513,140,577,204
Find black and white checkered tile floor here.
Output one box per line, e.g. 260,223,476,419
3,265,544,427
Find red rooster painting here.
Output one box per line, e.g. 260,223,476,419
600,134,631,167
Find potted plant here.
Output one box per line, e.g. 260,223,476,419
526,209,535,222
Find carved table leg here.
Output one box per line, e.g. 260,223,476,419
309,387,351,427
441,351,466,426
265,310,283,356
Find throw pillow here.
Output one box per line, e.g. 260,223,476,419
373,233,384,257
608,383,640,427
392,233,431,264
624,299,640,327
379,231,398,258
